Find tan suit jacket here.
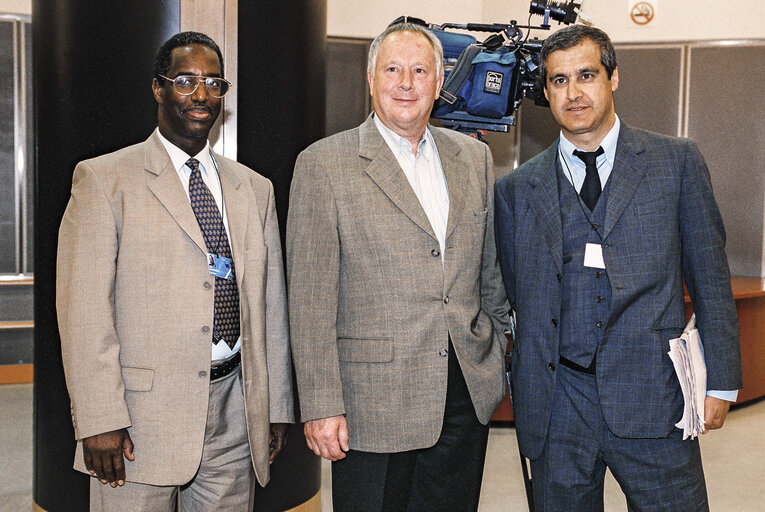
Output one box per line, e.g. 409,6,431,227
286,115,510,453
56,132,293,486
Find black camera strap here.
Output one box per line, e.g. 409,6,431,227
437,43,483,105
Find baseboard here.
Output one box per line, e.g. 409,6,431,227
0,363,33,384
285,491,321,512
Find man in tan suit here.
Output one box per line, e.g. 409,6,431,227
56,32,293,511
286,22,510,511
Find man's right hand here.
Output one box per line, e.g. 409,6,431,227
82,428,135,487
304,415,349,461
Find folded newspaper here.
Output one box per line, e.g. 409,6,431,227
667,314,707,440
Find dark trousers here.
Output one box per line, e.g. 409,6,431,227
331,345,490,512
530,364,709,512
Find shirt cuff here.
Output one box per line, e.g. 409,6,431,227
707,389,738,402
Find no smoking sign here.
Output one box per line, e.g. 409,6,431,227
630,1,656,25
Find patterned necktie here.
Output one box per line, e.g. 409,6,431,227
573,146,605,211
186,158,240,349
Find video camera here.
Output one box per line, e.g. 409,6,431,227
399,1,584,136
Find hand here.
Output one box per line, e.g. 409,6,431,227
702,396,732,433
82,428,135,487
269,423,289,463
304,415,349,461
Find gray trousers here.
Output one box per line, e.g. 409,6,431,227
90,366,255,512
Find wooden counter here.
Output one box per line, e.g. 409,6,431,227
685,277,765,404
492,276,765,421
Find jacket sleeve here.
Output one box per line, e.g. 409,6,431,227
56,161,132,440
262,181,296,423
678,139,742,391
479,143,512,348
286,149,346,422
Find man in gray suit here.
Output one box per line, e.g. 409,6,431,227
287,22,510,511
57,32,293,510
494,25,742,511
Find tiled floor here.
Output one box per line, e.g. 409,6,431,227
3,383,764,511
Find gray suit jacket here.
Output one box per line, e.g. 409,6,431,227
494,123,742,460
286,115,510,453
56,132,294,486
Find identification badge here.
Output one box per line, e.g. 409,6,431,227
583,243,606,269
207,253,233,280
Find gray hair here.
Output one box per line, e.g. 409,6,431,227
367,23,444,79
539,25,617,88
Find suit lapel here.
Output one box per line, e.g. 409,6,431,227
360,116,437,241
216,156,248,283
431,129,467,242
603,125,647,240
527,144,563,272
144,134,207,254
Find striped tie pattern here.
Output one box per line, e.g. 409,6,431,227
187,158,240,349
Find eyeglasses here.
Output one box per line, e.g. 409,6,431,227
158,74,232,98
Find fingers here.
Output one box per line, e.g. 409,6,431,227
111,452,126,487
269,424,288,462
83,448,94,475
703,396,732,433
82,429,132,486
123,435,135,461
304,416,348,461
100,452,117,486
338,420,350,452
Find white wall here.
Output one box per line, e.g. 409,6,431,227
329,0,765,43
0,0,30,15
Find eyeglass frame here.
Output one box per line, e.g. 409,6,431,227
157,74,233,98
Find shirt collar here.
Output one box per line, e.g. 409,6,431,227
559,114,621,168
373,113,434,162
155,127,215,174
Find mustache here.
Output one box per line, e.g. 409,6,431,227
182,103,213,114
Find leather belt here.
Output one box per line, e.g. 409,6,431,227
559,355,596,375
210,351,241,381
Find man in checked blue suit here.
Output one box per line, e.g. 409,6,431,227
494,25,742,511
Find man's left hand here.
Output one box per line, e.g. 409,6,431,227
269,423,289,462
702,395,732,433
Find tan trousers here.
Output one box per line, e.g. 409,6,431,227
89,366,255,512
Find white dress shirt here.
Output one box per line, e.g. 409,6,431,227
156,128,241,361
373,115,450,263
558,114,620,192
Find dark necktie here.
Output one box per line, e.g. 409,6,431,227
573,146,604,211
187,158,240,349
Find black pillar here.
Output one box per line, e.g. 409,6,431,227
237,2,327,511
32,2,180,510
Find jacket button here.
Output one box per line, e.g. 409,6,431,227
203,281,212,290
556,274,562,282
596,321,603,328
443,296,450,304
594,271,603,278
438,348,449,357
431,249,440,257
551,318,558,327
198,370,207,378
548,362,557,371
202,325,210,334
596,296,604,303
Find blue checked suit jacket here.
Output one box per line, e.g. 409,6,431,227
494,123,742,460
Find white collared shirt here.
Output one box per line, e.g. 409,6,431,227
557,114,620,192
373,114,450,263
155,128,241,361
